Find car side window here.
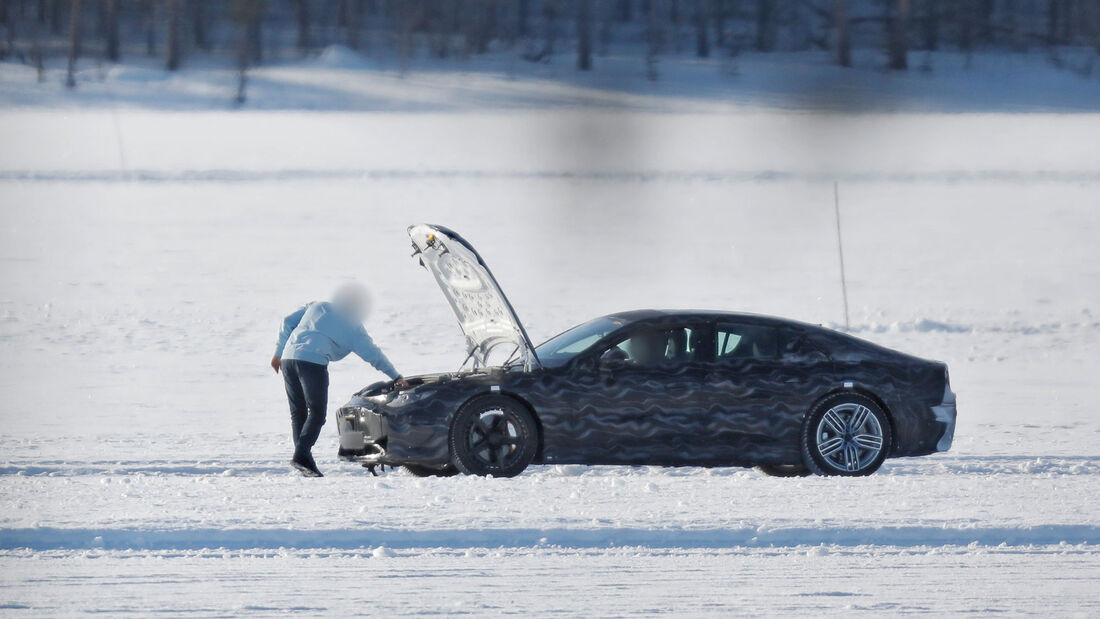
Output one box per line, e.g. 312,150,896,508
609,326,703,368
780,328,829,362
715,323,779,360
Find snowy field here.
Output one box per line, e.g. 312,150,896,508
2,51,1100,615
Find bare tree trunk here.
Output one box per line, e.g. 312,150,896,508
236,23,249,104
1001,0,1023,50
598,0,612,55
517,0,529,36
647,0,659,80
755,0,774,52
577,0,592,69
49,0,61,34
145,0,156,56
66,0,81,88
481,1,497,52
345,0,362,49
617,0,631,22
542,0,557,56
713,0,727,48
165,0,181,70
887,0,909,70
466,0,491,55
1047,0,1068,45
248,10,261,63
295,0,309,52
1060,0,1071,42
104,0,119,60
1090,0,1100,54
398,0,414,72
95,0,106,39
31,21,44,81
193,0,208,50
959,0,974,52
670,0,682,53
693,0,709,57
977,0,993,43
232,0,264,104
1046,0,1056,45
835,0,850,66
429,0,447,58
921,0,938,50
1,0,13,60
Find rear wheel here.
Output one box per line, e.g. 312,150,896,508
755,463,812,478
450,395,538,478
404,464,459,477
801,393,891,477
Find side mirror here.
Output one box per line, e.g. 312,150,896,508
599,348,629,371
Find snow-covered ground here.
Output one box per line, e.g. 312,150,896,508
2,51,1100,615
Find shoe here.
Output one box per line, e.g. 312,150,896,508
291,453,323,477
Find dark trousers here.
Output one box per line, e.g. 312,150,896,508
282,359,329,458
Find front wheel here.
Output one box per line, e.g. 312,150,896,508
801,393,892,476
450,395,539,478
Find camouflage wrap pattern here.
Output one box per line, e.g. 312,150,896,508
336,312,952,470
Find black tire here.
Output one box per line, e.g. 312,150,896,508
449,395,538,478
801,393,892,477
755,463,812,478
404,463,460,478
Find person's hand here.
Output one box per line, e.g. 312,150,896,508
393,378,410,390
270,356,281,373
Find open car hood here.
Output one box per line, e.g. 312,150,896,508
408,224,541,371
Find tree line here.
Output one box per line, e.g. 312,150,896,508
1,1,1097,99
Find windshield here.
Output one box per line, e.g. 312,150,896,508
534,316,626,368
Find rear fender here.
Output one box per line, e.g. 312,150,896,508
806,386,898,455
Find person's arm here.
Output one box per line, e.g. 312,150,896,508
271,305,307,372
349,325,401,381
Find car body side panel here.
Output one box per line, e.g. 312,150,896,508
534,363,715,465
694,357,838,465
833,360,946,457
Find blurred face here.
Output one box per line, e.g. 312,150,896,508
627,330,666,366
332,282,371,323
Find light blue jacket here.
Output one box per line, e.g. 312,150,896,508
274,301,400,380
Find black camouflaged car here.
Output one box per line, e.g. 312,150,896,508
336,224,957,478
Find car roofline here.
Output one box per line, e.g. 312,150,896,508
598,309,829,330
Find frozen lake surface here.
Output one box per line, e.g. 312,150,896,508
2,56,1099,614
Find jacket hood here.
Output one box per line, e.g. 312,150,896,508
408,224,541,371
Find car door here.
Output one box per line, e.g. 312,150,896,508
565,323,710,465
693,321,813,465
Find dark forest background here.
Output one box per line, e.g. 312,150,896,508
2,1,1099,96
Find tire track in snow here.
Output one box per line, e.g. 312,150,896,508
2,168,1100,184
3,524,1098,551
2,456,1098,477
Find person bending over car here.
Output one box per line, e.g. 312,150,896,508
271,283,406,477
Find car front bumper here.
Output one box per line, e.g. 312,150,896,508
336,399,453,467
336,405,389,464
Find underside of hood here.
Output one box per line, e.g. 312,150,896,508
408,224,541,371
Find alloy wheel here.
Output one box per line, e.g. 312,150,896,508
814,402,885,472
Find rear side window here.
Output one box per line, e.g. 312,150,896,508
716,323,779,360
780,328,829,361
